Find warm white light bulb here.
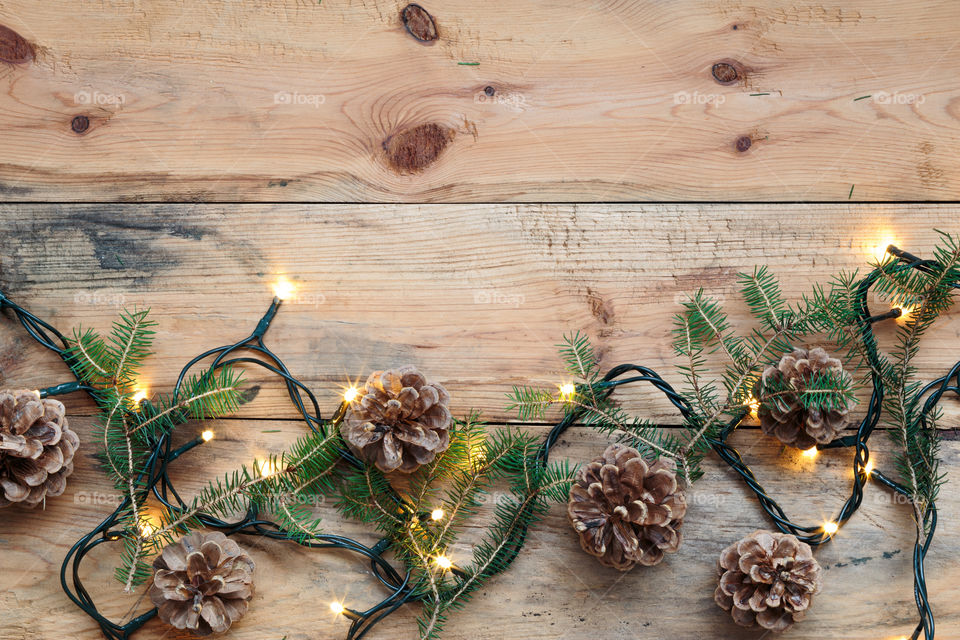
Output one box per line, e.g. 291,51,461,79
201,430,214,442
343,386,360,403
559,383,576,398
431,508,445,521
802,447,818,459
330,601,345,615
272,277,296,301
132,389,148,404
435,555,453,570
823,521,839,535
138,519,155,537
864,458,875,475
254,458,277,477
871,235,896,263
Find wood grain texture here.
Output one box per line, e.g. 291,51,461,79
1,204,958,423
0,1,959,201
0,417,957,640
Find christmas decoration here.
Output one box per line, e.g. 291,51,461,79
509,233,960,639
0,389,80,508
0,232,956,640
758,347,853,449
340,366,452,473
149,531,255,636
714,529,822,633
567,442,685,570
0,289,571,640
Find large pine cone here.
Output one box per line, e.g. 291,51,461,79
759,347,852,449
567,443,686,571
340,366,452,473
715,530,823,633
149,532,255,636
0,389,80,508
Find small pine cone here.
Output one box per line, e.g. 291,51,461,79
715,530,823,633
0,389,80,508
759,347,852,449
567,443,686,571
149,532,255,636
340,366,452,473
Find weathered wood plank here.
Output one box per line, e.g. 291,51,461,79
1,205,958,423
0,2,958,201
0,418,956,639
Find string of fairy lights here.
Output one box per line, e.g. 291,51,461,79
0,239,954,640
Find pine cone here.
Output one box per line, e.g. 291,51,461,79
149,531,255,636
340,366,452,473
715,530,823,633
0,389,80,508
567,443,686,571
759,347,852,449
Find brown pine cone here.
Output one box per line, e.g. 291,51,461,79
0,389,80,508
567,443,686,571
340,366,452,473
715,530,823,633
149,531,255,636
759,347,852,449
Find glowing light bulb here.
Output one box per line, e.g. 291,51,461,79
864,458,875,475
802,447,818,459
201,430,214,442
253,458,278,477
435,555,453,570
894,305,916,322
559,383,576,399
431,508,445,521
132,389,148,404
823,521,839,536
330,601,345,615
138,519,155,537
343,386,360,403
748,398,760,419
272,277,296,301
871,234,897,263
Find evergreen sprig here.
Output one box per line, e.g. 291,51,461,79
873,231,960,534
337,417,573,640
514,266,878,483
62,308,245,590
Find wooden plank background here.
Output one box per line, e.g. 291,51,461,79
0,1,958,201
1,205,958,639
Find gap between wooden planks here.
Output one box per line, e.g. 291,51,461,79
0,204,957,425
0,418,956,640
0,1,959,200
